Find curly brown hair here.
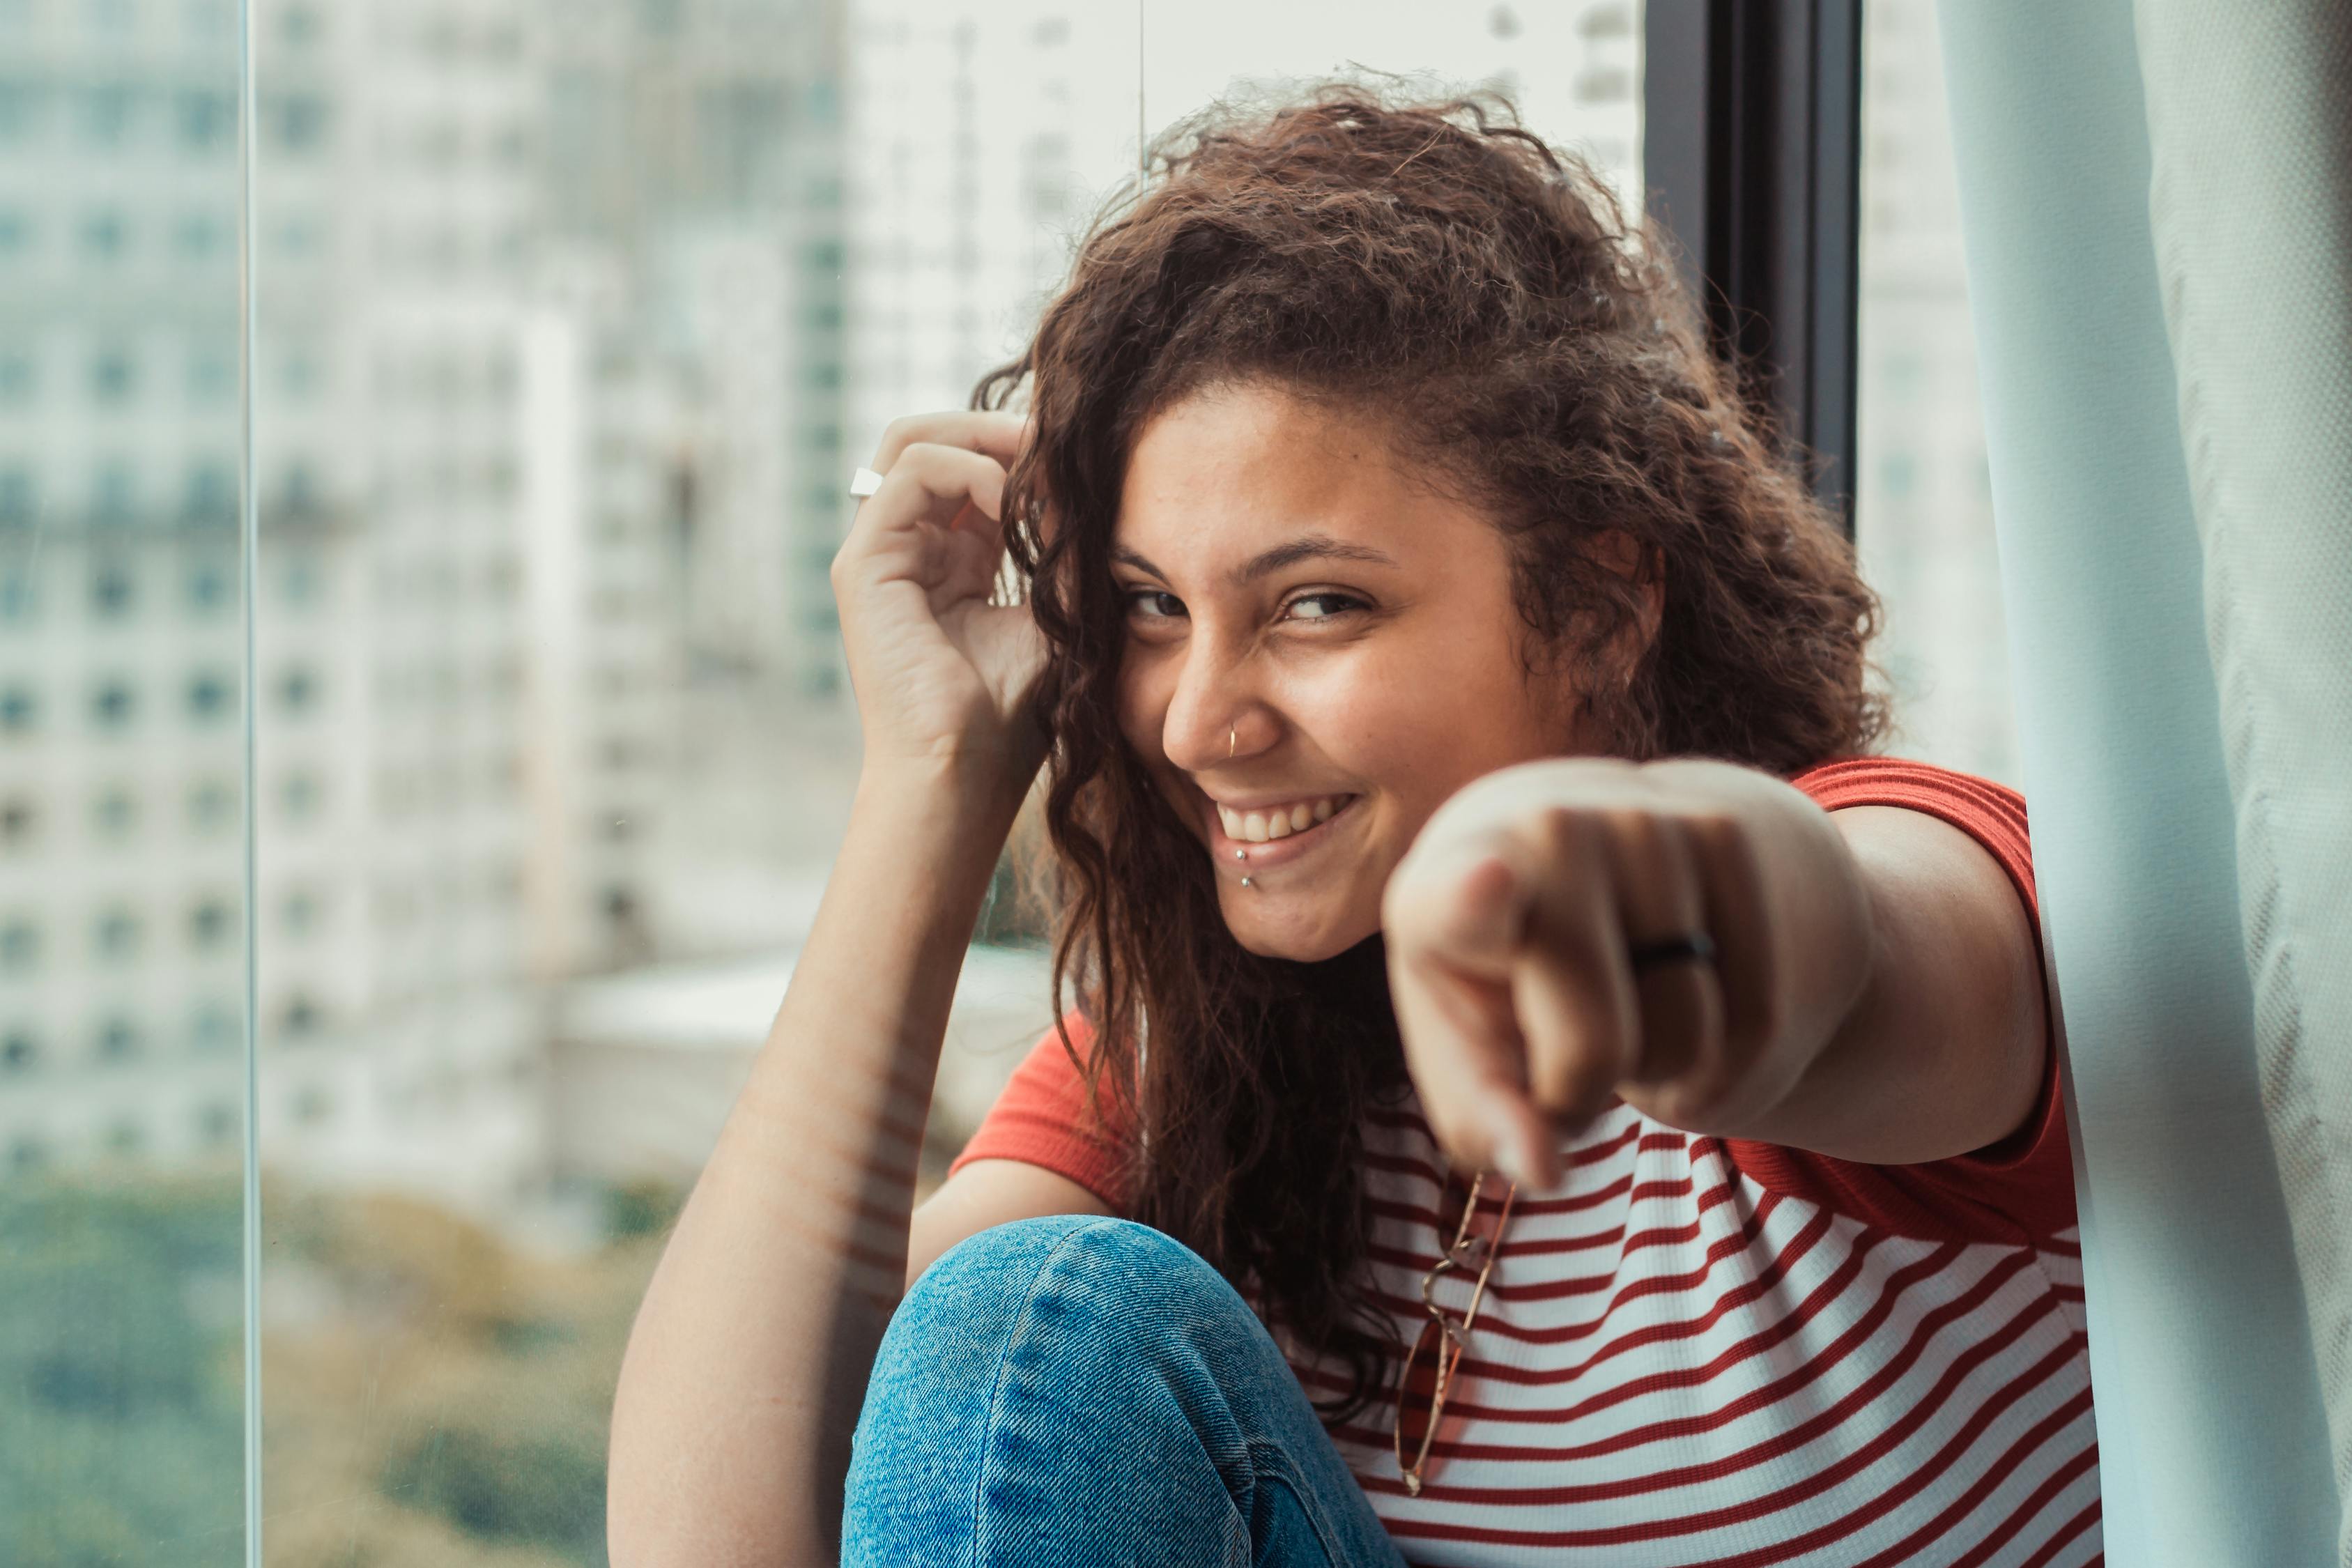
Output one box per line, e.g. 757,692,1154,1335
973,82,1890,1427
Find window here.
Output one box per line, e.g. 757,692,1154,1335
94,1015,141,1062
187,896,233,951
0,794,33,847
0,682,37,731
80,82,139,148
91,345,135,403
185,668,234,724
91,785,137,840
91,463,137,527
80,209,129,263
187,777,236,835
90,558,136,618
185,551,235,611
0,916,36,971
89,675,137,730
177,89,234,152
93,905,141,962
191,1004,238,1054
277,664,320,716
1,1027,36,1073
0,468,34,526
1854,0,2019,782
0,346,32,403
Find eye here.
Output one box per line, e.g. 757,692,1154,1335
1283,590,1366,622
1123,588,1185,622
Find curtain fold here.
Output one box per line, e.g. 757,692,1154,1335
1935,1,2340,1561
2132,4,2352,1560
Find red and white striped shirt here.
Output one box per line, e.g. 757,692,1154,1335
948,758,2098,1566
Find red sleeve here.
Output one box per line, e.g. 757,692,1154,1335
944,1009,1137,1214
1720,757,2077,1245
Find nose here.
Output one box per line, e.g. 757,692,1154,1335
1158,633,1268,778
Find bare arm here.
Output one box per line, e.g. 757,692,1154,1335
605,762,1017,1567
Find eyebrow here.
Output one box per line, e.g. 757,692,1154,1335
1111,532,1402,586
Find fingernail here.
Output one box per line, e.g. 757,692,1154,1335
1490,1126,1530,1187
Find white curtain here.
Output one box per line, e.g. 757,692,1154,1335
1937,1,2350,1562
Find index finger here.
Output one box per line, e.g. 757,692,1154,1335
870,410,1032,472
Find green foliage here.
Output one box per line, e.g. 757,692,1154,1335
597,1176,685,1243
0,1174,245,1566
381,1422,607,1562
0,1171,665,1567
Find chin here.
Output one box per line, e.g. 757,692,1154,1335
1223,899,1379,963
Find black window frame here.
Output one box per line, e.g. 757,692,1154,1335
1643,0,1863,540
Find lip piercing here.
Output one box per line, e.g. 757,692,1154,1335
1240,876,1254,888
1229,723,1236,759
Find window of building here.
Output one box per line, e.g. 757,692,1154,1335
0,80,42,141
187,896,233,951
94,1015,140,1062
0,682,37,732
91,463,136,526
176,89,233,152
185,551,235,612
279,993,323,1040
91,344,136,404
292,1084,332,1125
197,1102,236,1146
79,208,128,263
279,769,323,821
91,784,137,840
185,668,233,724
80,82,138,147
187,776,236,835
0,468,34,526
93,906,141,962
0,346,32,403
175,210,228,262
0,564,31,623
277,663,319,716
188,341,235,407
280,886,323,937
101,1120,144,1158
8,1137,47,1174
0,794,36,847
1,1027,36,1073
272,93,329,153
191,1002,238,1054
0,916,36,971
89,675,137,730
89,557,135,617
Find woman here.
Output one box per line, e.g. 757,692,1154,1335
606,87,2093,1567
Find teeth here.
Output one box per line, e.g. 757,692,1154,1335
1217,794,1351,843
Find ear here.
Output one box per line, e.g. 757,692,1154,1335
1588,528,1665,666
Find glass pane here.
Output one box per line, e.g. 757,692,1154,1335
0,0,249,1560
1140,0,1644,215
1855,0,2021,783
250,0,1141,1560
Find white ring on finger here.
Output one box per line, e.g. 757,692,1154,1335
848,465,886,498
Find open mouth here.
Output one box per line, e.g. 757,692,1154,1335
1208,792,1363,873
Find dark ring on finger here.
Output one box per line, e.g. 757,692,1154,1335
1629,932,1717,971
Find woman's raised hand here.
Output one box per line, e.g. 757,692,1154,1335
830,411,1048,806
1379,757,1802,1190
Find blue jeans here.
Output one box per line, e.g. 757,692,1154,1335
842,1214,1411,1567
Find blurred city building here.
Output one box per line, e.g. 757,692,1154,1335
1855,0,2020,783
1,0,1868,1243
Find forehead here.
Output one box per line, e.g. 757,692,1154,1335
1115,381,1487,569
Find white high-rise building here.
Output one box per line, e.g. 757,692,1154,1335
1855,0,2020,784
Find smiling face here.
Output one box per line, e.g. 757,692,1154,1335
1114,378,1617,961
